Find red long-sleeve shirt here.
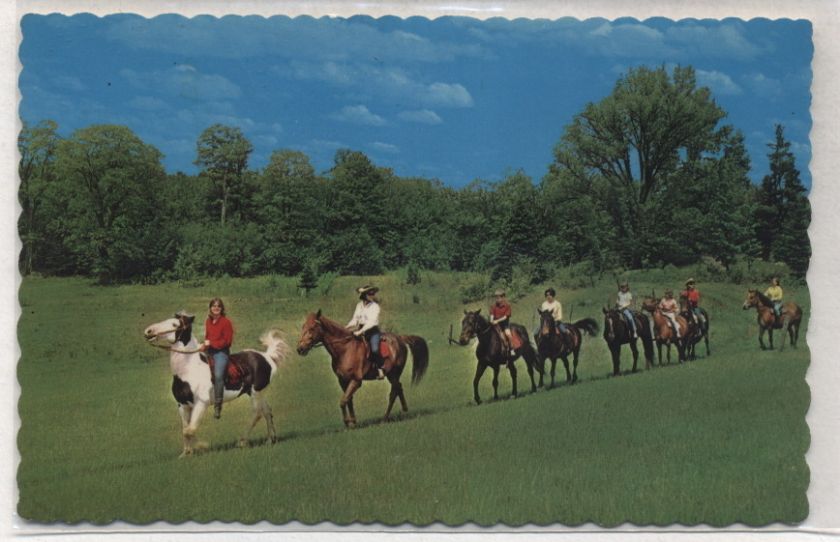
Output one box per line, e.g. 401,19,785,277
205,316,234,350
490,300,512,321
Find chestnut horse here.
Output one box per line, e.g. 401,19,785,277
640,297,688,364
535,310,599,387
601,308,655,375
296,310,429,427
679,294,711,360
742,289,803,350
459,309,543,404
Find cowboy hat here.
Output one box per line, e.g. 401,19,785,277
493,289,506,297
685,278,696,286
356,285,379,295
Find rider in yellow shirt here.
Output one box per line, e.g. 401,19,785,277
764,277,784,318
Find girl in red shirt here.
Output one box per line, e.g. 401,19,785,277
202,297,234,419
490,289,515,356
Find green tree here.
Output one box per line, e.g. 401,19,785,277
55,124,168,283
257,149,325,274
195,124,253,227
759,125,810,276
553,65,728,267
298,261,320,296
18,120,60,275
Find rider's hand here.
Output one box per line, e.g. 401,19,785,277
353,330,363,337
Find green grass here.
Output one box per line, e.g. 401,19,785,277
17,271,809,525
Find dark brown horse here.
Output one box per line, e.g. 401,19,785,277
535,310,598,387
459,309,543,404
296,310,429,427
640,297,688,364
679,294,711,360
602,308,655,375
742,289,803,350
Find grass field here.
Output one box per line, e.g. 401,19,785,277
16,271,810,526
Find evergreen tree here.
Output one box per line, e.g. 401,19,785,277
298,262,319,296
195,124,253,227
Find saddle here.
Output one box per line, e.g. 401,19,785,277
201,353,246,389
493,325,523,350
362,336,392,361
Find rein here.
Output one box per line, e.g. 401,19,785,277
147,341,203,354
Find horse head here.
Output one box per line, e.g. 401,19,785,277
459,309,484,345
602,307,621,342
536,309,555,338
297,309,323,356
742,289,759,310
640,296,658,313
144,311,195,346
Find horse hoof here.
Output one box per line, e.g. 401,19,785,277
179,449,193,459
238,438,249,448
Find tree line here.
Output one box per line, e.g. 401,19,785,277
18,66,810,285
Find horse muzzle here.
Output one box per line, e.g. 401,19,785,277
296,344,310,356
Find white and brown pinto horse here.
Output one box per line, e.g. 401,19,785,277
144,312,289,457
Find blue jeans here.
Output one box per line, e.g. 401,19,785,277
364,327,382,364
622,309,637,336
209,348,229,403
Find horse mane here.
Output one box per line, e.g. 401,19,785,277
754,290,774,307
314,313,351,336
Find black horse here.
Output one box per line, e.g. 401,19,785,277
535,310,599,387
602,308,655,375
459,309,543,404
679,294,711,360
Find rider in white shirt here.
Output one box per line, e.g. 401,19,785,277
347,285,384,379
540,288,566,334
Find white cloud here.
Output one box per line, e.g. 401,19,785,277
743,73,783,99
371,142,399,154
54,75,86,92
330,105,387,126
665,24,762,61
120,66,241,102
398,109,443,125
424,83,474,108
696,69,742,96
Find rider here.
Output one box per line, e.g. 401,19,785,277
616,281,638,339
540,288,567,334
764,277,784,318
681,278,702,325
347,285,384,380
201,297,234,420
490,289,515,357
658,289,681,338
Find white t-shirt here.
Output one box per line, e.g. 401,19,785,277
347,301,381,333
540,299,563,321
617,290,634,310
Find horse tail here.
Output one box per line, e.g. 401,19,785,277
401,335,429,385
573,318,599,337
259,328,291,376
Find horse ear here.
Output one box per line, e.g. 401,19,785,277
464,309,468,315
187,315,195,324
602,307,608,314
316,309,322,319
476,308,481,315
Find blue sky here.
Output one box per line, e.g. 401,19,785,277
19,14,812,187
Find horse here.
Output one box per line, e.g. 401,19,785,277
296,310,429,428
679,293,711,360
459,309,543,404
601,308,655,375
535,310,599,387
742,289,803,350
640,297,688,364
144,312,289,457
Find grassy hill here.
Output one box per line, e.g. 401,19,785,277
16,271,809,525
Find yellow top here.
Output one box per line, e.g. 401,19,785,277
765,285,783,302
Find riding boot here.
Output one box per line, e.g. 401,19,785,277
213,379,224,419
373,352,385,380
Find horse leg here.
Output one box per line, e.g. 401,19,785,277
561,353,572,383
758,327,766,350
656,341,663,365
549,357,557,388
240,391,276,446
610,345,621,376
629,341,640,373
473,363,488,405
571,349,580,384
395,381,408,412
492,366,501,400
768,328,774,350
339,379,361,428
181,401,209,457
383,379,404,421
509,362,519,398
178,404,193,458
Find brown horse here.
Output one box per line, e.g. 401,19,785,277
602,308,655,374
640,297,688,364
296,310,429,427
535,310,598,387
742,289,803,350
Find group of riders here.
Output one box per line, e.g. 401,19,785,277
197,277,788,419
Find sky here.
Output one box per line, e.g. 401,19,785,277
19,14,813,188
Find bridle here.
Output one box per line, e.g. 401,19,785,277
145,323,203,354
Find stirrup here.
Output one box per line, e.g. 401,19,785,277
376,368,385,380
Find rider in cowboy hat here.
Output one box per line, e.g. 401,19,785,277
347,285,385,379
616,281,638,339
490,288,515,356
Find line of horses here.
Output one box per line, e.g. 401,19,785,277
143,287,802,457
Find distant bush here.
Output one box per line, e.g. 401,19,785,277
460,275,490,305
